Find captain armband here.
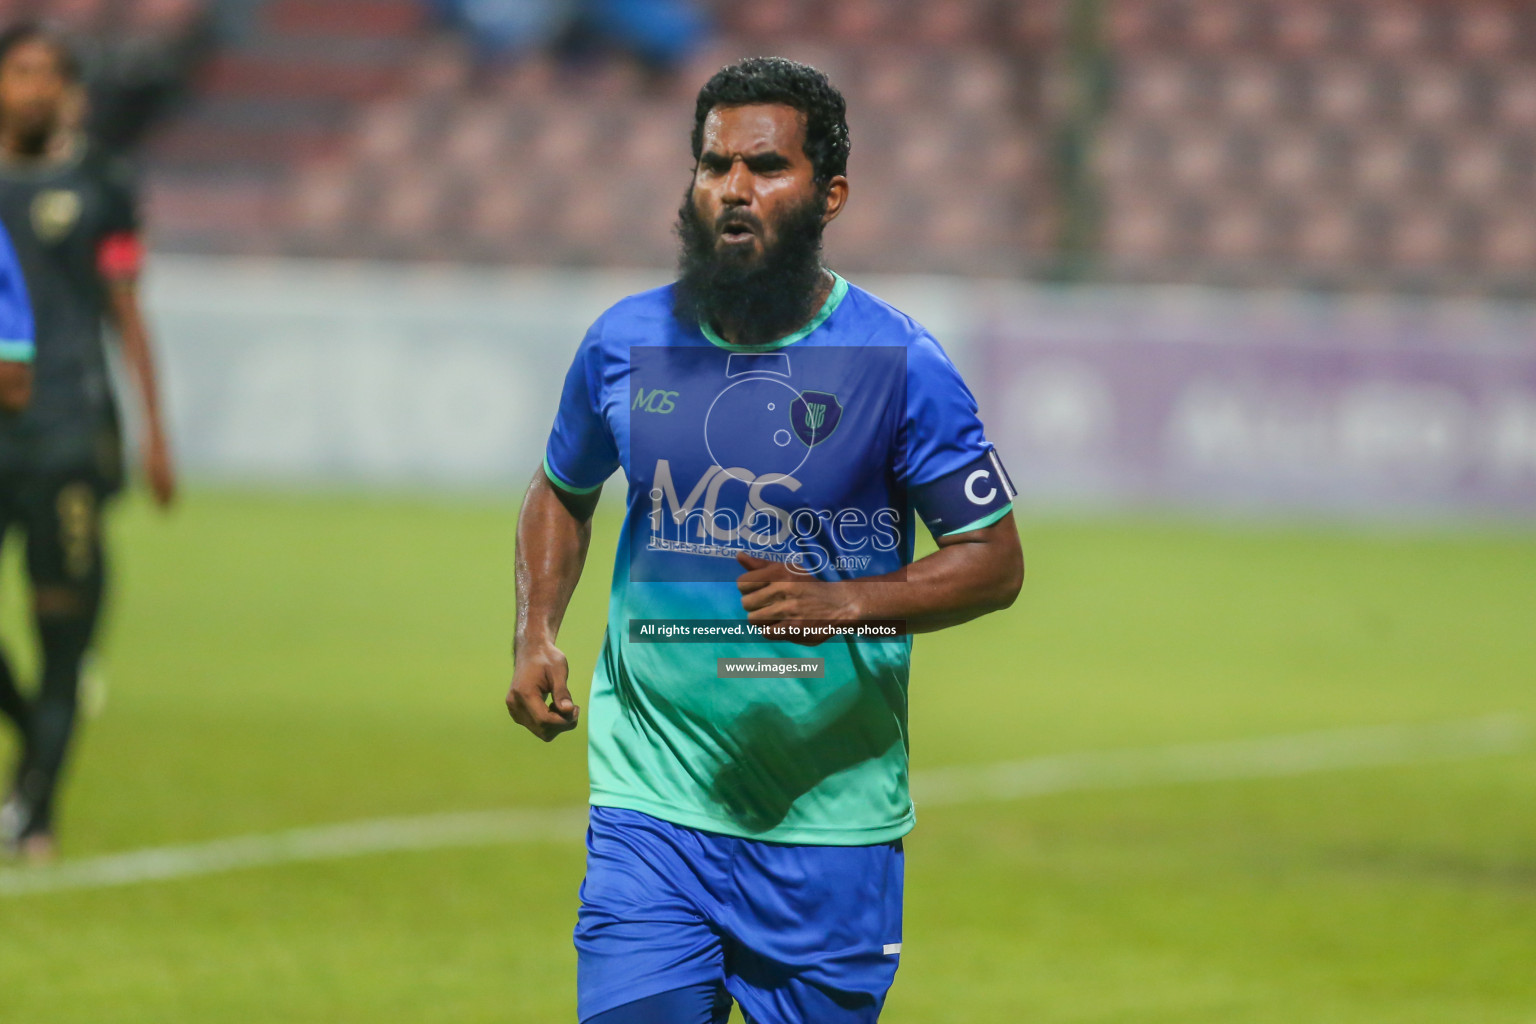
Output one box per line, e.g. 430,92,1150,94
911,447,1016,537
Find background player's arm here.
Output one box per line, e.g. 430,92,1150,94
0,224,33,413
106,278,176,507
506,468,601,741
0,359,27,412
737,514,1023,637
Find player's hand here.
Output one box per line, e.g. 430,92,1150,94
144,431,176,508
506,641,581,742
735,552,857,647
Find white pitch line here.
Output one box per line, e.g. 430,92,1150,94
1,714,1525,898
913,713,1528,805
0,807,589,898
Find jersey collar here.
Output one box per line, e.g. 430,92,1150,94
699,272,849,353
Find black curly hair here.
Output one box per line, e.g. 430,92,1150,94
690,57,850,188
0,21,80,83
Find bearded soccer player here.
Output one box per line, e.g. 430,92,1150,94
508,58,1023,1023
0,23,175,862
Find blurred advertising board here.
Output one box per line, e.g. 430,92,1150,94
977,287,1536,518
144,258,1536,518
145,259,668,489
142,261,971,493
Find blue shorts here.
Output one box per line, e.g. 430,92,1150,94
575,806,904,1023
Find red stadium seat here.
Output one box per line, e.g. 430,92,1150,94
1362,3,1428,58
1186,0,1246,53
443,104,513,172
1294,202,1356,268
1445,136,1503,197
1310,62,1378,124
1457,4,1517,60
1272,3,1336,55
1391,208,1454,270
352,101,426,164
1206,202,1266,262
1353,133,1413,194
1223,60,1283,121
1483,209,1536,271
1402,66,1467,127
289,162,362,234
1496,71,1536,129
379,171,442,240
1117,58,1194,119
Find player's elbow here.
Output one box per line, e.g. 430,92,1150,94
0,362,30,414
967,541,1023,616
989,546,1024,612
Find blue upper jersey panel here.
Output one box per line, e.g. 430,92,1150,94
0,221,34,363
545,276,1011,584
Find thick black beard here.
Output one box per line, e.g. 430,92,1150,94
672,187,828,347
7,118,55,157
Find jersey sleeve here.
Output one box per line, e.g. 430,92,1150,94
901,334,1015,537
0,223,34,364
543,320,620,494
95,156,144,282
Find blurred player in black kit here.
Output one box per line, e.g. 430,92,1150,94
0,22,175,863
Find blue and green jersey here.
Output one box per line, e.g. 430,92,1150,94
544,274,1013,845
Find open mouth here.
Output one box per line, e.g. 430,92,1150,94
718,221,758,244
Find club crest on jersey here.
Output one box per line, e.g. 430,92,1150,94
790,391,841,447
31,189,81,243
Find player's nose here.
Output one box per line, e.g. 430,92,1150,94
721,160,753,204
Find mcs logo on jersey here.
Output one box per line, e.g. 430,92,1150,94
646,458,901,576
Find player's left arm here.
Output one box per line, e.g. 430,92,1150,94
737,515,1022,636
740,331,1024,637
99,157,175,507
104,267,176,507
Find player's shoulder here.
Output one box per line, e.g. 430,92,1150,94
584,283,681,348
838,278,954,364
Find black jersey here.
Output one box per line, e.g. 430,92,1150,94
0,138,139,474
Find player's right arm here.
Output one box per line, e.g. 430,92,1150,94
507,469,601,742
0,221,33,414
506,323,619,742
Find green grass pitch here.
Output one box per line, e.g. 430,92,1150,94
1,491,1534,1022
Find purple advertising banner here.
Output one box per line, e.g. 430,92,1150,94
977,290,1536,516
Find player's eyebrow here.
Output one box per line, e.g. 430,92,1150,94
698,150,793,173
743,152,791,172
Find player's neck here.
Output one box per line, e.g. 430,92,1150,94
711,269,835,348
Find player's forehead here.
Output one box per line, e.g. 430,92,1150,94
699,103,808,160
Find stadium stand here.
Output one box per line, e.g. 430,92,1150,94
261,0,1058,274
1093,0,1536,294
5,0,1533,293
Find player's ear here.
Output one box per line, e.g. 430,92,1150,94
821,176,849,226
